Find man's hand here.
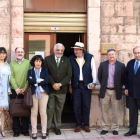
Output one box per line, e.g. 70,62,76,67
69,84,72,94
8,92,11,95
90,84,95,90
125,90,129,96
21,88,26,95
16,89,21,95
52,83,61,90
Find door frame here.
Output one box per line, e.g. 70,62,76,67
24,33,56,59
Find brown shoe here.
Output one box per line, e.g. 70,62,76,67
74,126,81,132
83,126,90,132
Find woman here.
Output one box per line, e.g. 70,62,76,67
28,55,49,139
0,47,11,138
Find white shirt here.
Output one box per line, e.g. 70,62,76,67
16,58,24,64
77,56,97,83
34,68,44,93
54,55,61,63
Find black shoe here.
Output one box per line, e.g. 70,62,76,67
100,130,108,135
113,130,118,135
46,129,49,136
22,132,29,136
42,133,47,139
55,128,61,135
13,133,20,137
32,134,37,139
124,131,137,136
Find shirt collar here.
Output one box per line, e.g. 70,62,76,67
16,58,24,64
54,55,61,60
34,67,42,73
109,60,116,65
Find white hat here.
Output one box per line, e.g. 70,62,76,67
71,42,84,49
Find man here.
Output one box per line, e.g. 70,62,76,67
69,42,96,132
45,43,72,135
98,49,125,135
10,47,32,137
124,46,140,136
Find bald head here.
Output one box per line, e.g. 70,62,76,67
133,46,140,61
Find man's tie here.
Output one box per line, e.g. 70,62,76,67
57,58,59,68
134,61,139,75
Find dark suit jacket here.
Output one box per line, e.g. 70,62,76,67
98,60,125,100
27,68,50,95
45,55,72,94
125,59,140,99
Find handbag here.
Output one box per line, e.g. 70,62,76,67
9,96,30,117
23,69,33,108
23,87,33,108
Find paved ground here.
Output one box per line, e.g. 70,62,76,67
3,127,140,140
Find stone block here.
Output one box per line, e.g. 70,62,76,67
101,17,124,25
88,0,100,8
88,23,100,38
88,8,100,22
0,23,10,34
101,2,115,17
115,2,133,16
0,7,9,17
102,26,110,34
125,17,136,25
11,6,23,18
109,35,125,43
0,0,9,8
12,0,23,6
124,25,136,34
101,35,109,43
88,37,100,52
12,17,23,38
90,94,101,127
125,35,137,43
0,34,9,48
111,25,124,34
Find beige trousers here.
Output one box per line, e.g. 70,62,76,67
100,89,121,131
31,92,49,134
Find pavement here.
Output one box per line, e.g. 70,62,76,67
3,127,140,140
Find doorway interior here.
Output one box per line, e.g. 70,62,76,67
24,32,86,124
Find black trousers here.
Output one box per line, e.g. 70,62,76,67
129,97,140,133
10,89,29,133
73,82,92,127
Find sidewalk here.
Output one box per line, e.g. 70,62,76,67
4,127,140,140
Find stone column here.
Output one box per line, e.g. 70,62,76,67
11,0,24,61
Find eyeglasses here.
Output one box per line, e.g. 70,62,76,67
16,51,24,54
56,49,64,52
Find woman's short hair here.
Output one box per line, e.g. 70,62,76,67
0,47,7,62
30,55,46,68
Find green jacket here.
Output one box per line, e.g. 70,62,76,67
45,55,72,94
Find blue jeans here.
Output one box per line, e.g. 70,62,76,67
73,82,92,127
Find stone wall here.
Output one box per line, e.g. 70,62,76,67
100,0,140,64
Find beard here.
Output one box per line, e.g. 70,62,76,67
17,56,23,60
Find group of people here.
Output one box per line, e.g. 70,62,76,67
0,42,140,139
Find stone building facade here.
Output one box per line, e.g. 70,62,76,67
0,0,139,130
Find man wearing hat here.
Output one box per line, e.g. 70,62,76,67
69,42,97,132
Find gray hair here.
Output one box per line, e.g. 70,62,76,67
53,43,65,51
15,47,25,52
107,49,116,55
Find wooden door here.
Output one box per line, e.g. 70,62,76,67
24,33,56,59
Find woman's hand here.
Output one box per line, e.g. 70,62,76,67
40,79,44,81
